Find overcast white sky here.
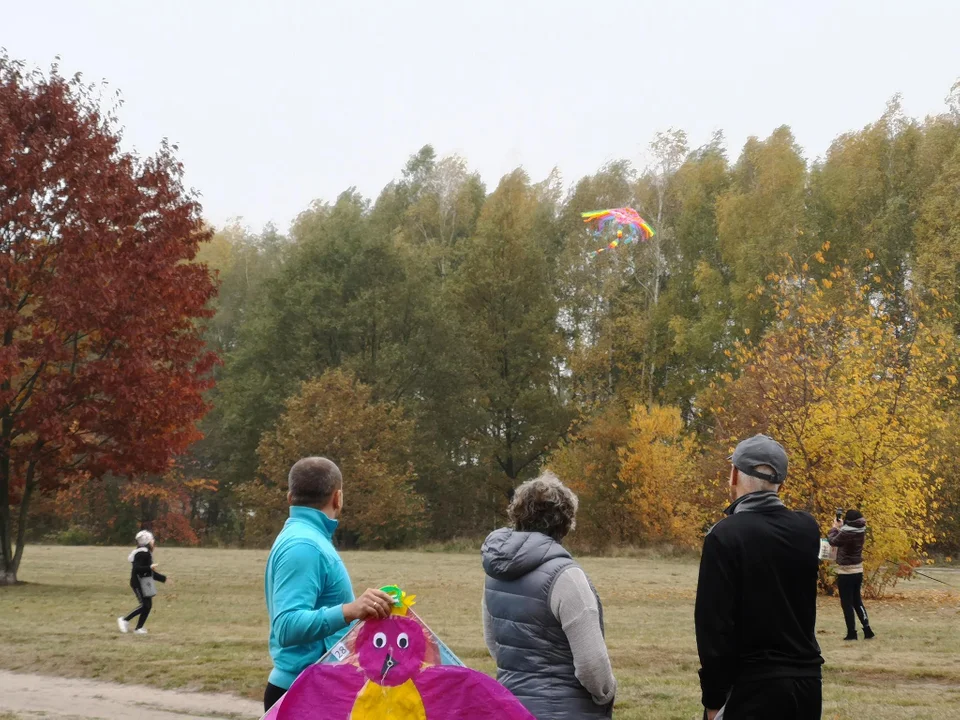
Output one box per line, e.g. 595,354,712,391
5,1,960,231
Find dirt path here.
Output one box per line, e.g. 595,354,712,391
0,670,262,719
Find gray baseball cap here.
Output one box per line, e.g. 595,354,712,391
729,434,788,484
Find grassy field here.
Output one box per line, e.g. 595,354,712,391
0,546,958,719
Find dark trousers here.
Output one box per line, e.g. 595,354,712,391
721,677,822,719
123,586,152,629
836,572,869,635
264,682,286,713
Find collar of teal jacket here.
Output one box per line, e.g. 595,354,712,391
288,505,338,539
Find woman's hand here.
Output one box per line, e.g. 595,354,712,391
150,564,159,571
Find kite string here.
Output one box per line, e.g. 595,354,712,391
912,569,959,588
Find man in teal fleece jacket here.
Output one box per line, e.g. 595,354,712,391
263,457,395,713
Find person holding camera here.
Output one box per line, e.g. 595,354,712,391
828,509,875,641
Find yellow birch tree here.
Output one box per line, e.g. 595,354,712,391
708,256,955,595
617,404,705,548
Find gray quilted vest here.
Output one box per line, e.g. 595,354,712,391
482,529,611,720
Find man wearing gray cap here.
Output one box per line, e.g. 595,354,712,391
695,434,824,720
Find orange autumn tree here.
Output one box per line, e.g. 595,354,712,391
546,403,708,550
241,369,424,548
709,257,955,596
0,56,217,584
618,404,706,548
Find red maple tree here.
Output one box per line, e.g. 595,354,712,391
0,55,218,584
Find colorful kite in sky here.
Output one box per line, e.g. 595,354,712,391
263,586,534,720
582,207,655,256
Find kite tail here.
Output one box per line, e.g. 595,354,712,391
581,210,611,222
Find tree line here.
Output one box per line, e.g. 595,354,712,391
13,58,960,593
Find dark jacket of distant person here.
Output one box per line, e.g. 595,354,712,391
828,514,867,567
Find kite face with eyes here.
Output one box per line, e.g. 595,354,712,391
355,615,427,687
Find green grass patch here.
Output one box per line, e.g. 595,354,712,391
0,546,957,719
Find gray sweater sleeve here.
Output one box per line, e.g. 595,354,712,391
550,566,617,705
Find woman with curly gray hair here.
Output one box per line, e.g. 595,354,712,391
481,472,616,719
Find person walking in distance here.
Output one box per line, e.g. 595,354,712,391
695,435,824,720
118,530,166,635
828,509,875,641
262,457,395,714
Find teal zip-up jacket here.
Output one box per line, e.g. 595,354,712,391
265,506,355,689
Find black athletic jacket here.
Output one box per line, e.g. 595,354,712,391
129,548,167,590
695,491,824,710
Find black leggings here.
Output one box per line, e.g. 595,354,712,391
124,586,153,629
837,572,869,635
264,683,286,713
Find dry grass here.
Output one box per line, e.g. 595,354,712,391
0,546,958,719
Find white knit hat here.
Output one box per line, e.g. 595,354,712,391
135,530,155,547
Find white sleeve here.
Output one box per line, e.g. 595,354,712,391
549,566,617,706
481,593,499,661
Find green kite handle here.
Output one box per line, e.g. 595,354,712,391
380,585,403,606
